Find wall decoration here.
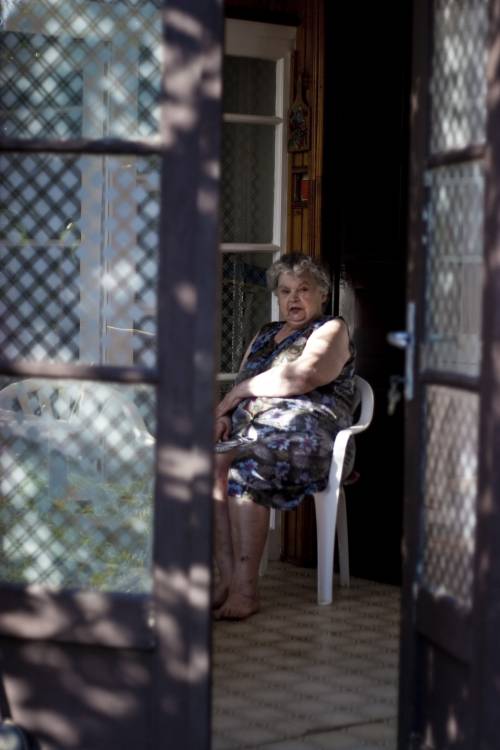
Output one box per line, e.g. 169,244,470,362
288,72,310,152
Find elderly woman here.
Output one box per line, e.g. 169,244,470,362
213,252,356,620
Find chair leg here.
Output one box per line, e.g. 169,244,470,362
313,487,340,606
258,531,270,577
337,487,350,587
269,508,276,530
259,508,277,577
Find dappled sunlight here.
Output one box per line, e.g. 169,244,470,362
1,586,147,644
26,707,79,747
153,566,211,684
198,184,219,215
174,281,198,313
189,564,210,609
200,43,222,100
161,10,221,147
155,564,210,612
165,8,204,40
3,636,152,748
0,0,222,746
157,445,211,503
446,709,459,742
72,685,138,717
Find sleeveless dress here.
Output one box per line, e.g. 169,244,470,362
226,315,356,510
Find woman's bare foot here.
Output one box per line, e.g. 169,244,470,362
213,591,260,621
212,580,230,609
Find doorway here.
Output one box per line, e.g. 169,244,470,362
323,2,411,585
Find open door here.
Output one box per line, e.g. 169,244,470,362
398,0,500,747
0,1,222,748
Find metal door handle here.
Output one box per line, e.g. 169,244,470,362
387,302,415,401
387,331,412,349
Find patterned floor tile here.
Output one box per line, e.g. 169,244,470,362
222,725,285,748
212,562,400,750
345,718,397,743
248,740,319,750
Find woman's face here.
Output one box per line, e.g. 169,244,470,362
276,271,327,328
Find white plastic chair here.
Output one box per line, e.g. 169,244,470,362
0,378,155,480
260,375,374,606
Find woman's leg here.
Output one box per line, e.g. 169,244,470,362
212,450,237,608
214,495,270,620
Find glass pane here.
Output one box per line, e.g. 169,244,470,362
421,386,478,610
221,123,275,244
0,4,161,140
220,252,273,373
0,153,159,367
0,378,155,593
430,0,488,153
223,56,276,116
421,163,484,376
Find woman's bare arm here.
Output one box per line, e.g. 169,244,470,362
216,319,350,418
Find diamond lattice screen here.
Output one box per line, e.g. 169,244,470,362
0,153,159,368
0,4,161,140
0,378,155,592
1,152,81,243
422,162,484,376
1,14,162,368
1,31,85,139
418,0,487,617
221,123,275,244
421,386,478,610
220,253,272,373
430,0,488,153
0,6,162,593
223,56,276,116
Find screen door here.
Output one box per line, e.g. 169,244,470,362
0,1,222,747
397,1,500,748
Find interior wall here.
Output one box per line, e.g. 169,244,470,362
323,2,413,584
225,0,324,257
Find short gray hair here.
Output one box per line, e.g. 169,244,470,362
266,252,331,295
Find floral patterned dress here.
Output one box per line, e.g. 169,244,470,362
226,315,356,510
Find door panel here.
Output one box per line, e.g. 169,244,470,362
0,640,152,749
422,163,484,377
0,377,155,594
429,0,487,155
398,0,488,748
420,386,478,610
0,1,222,747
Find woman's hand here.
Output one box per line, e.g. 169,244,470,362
214,415,232,442
215,383,247,419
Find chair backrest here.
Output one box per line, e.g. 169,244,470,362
0,378,155,483
0,378,152,437
350,375,374,434
327,375,374,490
268,376,374,534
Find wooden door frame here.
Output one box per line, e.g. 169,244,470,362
151,1,222,743
397,0,432,743
399,0,500,748
0,1,222,747
472,0,500,746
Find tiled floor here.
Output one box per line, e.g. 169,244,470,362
212,562,401,750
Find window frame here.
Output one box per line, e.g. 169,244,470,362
219,20,296,382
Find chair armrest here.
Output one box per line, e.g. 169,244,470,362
332,429,353,471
